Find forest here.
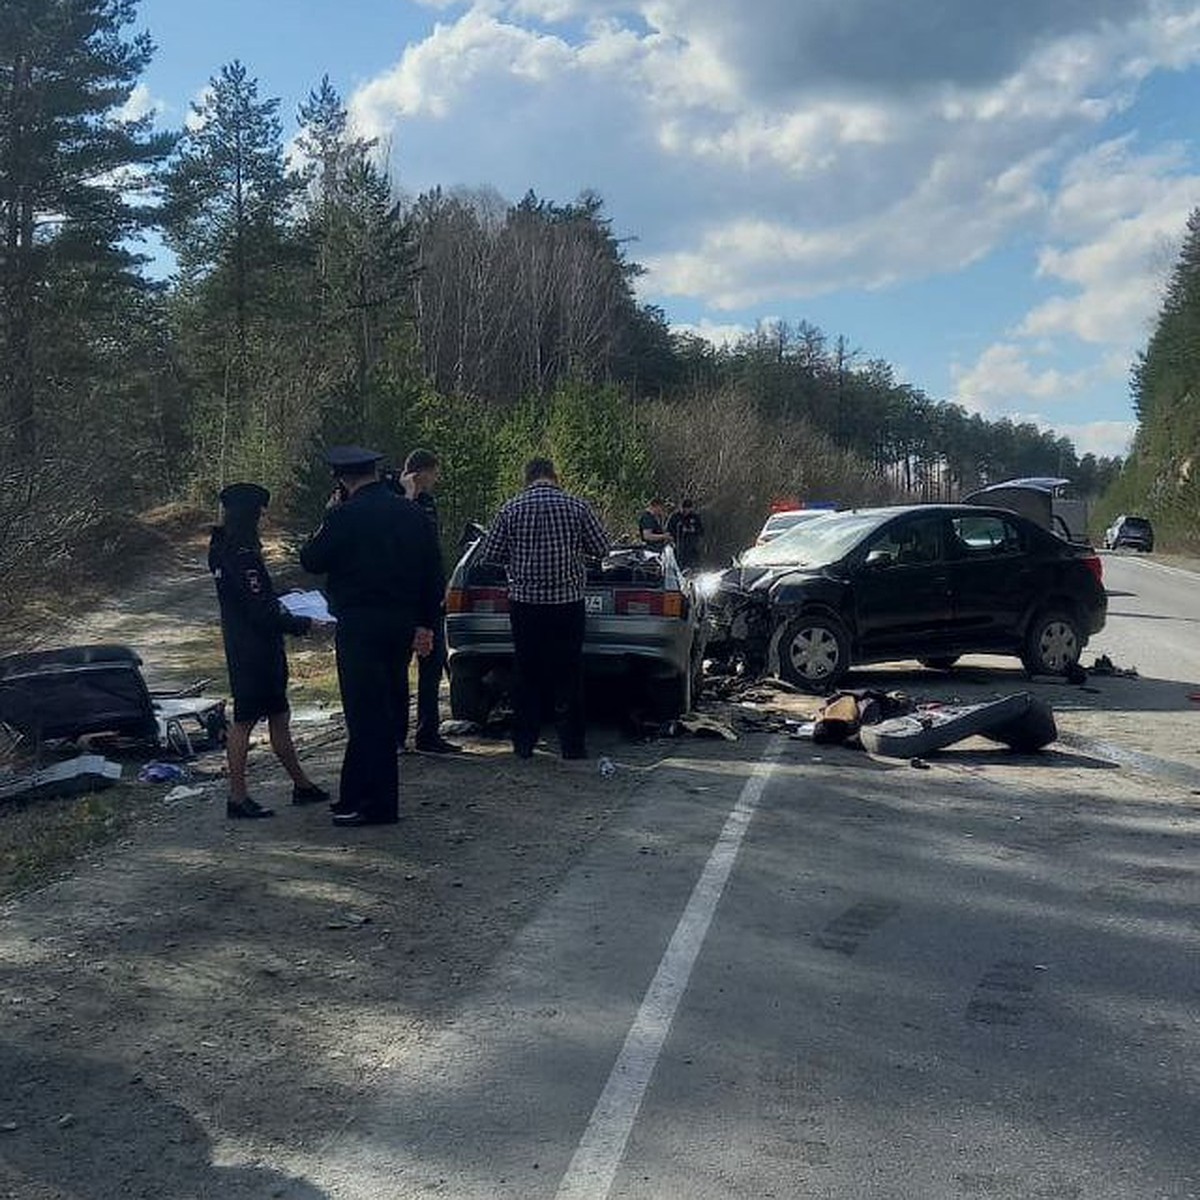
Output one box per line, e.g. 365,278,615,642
1,1,1131,630
1099,207,1200,548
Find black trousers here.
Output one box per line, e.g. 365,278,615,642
509,599,586,757
335,610,413,822
405,617,446,745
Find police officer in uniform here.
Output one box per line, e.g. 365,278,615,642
209,482,330,819
300,448,444,827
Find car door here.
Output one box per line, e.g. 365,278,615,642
851,513,955,658
945,512,1037,646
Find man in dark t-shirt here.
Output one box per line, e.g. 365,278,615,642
638,499,670,552
666,498,705,569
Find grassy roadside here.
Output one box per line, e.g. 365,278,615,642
0,784,158,898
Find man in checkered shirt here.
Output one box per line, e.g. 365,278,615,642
480,457,610,759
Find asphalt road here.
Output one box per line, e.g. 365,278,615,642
1091,552,1200,682
303,556,1200,1199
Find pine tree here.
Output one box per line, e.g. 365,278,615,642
294,78,419,454
161,60,304,490
0,0,173,457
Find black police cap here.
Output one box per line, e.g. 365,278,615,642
325,445,383,475
219,482,270,511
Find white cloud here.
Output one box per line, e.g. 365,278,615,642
1016,139,1200,347
1049,419,1136,458
184,86,214,133
344,0,1200,451
670,319,750,349
117,83,163,123
951,343,1098,414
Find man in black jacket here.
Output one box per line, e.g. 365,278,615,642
300,447,444,826
398,447,458,754
209,483,329,819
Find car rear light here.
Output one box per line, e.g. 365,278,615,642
614,589,663,616
613,590,686,617
448,586,510,614
1082,555,1103,585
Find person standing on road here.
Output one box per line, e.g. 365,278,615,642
300,447,444,827
209,483,330,820
666,498,705,569
398,448,459,754
638,499,671,552
480,458,610,760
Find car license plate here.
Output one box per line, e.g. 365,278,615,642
585,591,609,615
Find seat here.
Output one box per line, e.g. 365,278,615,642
0,645,226,758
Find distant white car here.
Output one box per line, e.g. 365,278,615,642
755,509,834,544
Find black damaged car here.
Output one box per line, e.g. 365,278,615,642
703,505,1107,692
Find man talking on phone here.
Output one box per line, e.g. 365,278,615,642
300,446,443,826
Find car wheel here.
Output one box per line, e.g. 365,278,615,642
919,656,960,671
777,613,850,693
449,662,493,724
1021,609,1082,676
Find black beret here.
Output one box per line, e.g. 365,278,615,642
325,445,383,474
219,482,270,511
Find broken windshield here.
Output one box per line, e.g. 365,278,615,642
739,511,890,568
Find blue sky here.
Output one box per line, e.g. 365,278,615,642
133,0,1200,460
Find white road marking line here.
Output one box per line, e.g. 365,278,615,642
555,737,784,1200
1114,556,1199,581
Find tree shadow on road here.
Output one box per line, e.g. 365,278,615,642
0,1040,328,1199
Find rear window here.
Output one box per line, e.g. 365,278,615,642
951,514,1024,555
1121,517,1151,533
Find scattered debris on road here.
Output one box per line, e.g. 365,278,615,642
860,692,1057,759
1090,653,1139,678
677,714,739,741
0,754,122,803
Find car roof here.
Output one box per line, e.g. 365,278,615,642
818,504,1021,518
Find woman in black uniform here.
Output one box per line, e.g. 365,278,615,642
209,483,328,819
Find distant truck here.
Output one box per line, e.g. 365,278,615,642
962,477,1089,543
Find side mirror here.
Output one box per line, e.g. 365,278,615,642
864,549,894,570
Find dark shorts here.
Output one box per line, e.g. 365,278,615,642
231,693,289,726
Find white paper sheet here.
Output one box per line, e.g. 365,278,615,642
280,590,336,624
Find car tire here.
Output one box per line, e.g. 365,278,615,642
449,662,493,725
777,612,850,693
919,656,960,671
1020,609,1082,676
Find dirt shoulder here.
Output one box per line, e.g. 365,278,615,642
0,541,704,1197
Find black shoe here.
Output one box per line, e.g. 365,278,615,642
292,784,331,806
227,797,275,820
414,736,461,754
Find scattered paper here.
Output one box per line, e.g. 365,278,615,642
280,590,335,624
